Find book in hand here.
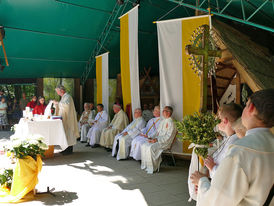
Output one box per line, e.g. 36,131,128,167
51,116,62,120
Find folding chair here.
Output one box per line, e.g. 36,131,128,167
158,131,178,172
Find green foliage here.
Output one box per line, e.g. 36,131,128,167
43,78,74,103
8,136,48,160
0,84,36,100
175,112,220,158
0,169,13,189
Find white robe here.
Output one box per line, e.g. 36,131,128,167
78,110,91,132
100,110,129,148
197,128,274,206
56,93,79,147
188,134,239,201
130,117,162,160
141,117,176,174
112,117,146,160
80,110,96,142
86,110,109,146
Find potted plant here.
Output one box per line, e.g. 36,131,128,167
175,112,220,168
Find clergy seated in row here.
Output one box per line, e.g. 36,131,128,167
142,103,154,122
86,104,109,147
100,104,129,151
130,106,162,161
79,103,96,143
190,89,274,206
112,108,146,160
141,106,176,174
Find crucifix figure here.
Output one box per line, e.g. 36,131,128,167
186,24,221,113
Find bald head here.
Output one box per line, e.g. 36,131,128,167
55,85,66,96
134,108,142,119
113,104,121,114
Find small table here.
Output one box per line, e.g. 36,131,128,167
15,118,68,157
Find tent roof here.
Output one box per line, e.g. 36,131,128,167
213,19,274,89
0,0,273,80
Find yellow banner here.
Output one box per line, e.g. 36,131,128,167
181,16,210,153
120,14,131,111
96,56,103,104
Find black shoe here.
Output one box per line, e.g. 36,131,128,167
85,143,90,147
106,148,112,152
91,144,99,148
81,141,87,143
60,146,73,155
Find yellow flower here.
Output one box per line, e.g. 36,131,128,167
6,151,11,157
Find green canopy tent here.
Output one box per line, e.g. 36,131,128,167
0,0,273,81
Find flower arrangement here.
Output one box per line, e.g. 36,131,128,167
0,135,48,190
175,112,220,158
8,135,49,160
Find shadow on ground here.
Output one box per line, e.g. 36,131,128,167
35,190,78,205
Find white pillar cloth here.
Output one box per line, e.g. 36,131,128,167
156,15,210,155
119,6,140,115
96,52,109,113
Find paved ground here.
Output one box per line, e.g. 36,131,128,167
0,131,196,206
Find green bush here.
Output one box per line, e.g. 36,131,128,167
175,112,220,158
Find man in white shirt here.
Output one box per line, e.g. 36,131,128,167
130,106,162,161
112,108,146,160
79,103,96,143
141,106,176,174
191,89,274,206
86,104,108,147
205,103,243,178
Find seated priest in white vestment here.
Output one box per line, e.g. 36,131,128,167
86,104,109,147
142,103,154,122
130,106,162,161
100,104,129,151
141,106,176,174
112,108,146,160
78,103,91,132
79,103,96,143
54,85,79,155
79,103,96,142
190,89,274,206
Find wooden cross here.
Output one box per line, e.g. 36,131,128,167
185,25,221,113
0,26,9,66
140,66,159,95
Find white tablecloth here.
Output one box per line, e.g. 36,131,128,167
15,118,68,150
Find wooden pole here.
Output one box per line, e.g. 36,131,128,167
201,25,209,113
0,34,9,66
236,72,241,104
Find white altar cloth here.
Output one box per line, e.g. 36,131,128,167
15,118,68,150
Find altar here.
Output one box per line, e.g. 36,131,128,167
15,118,68,157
